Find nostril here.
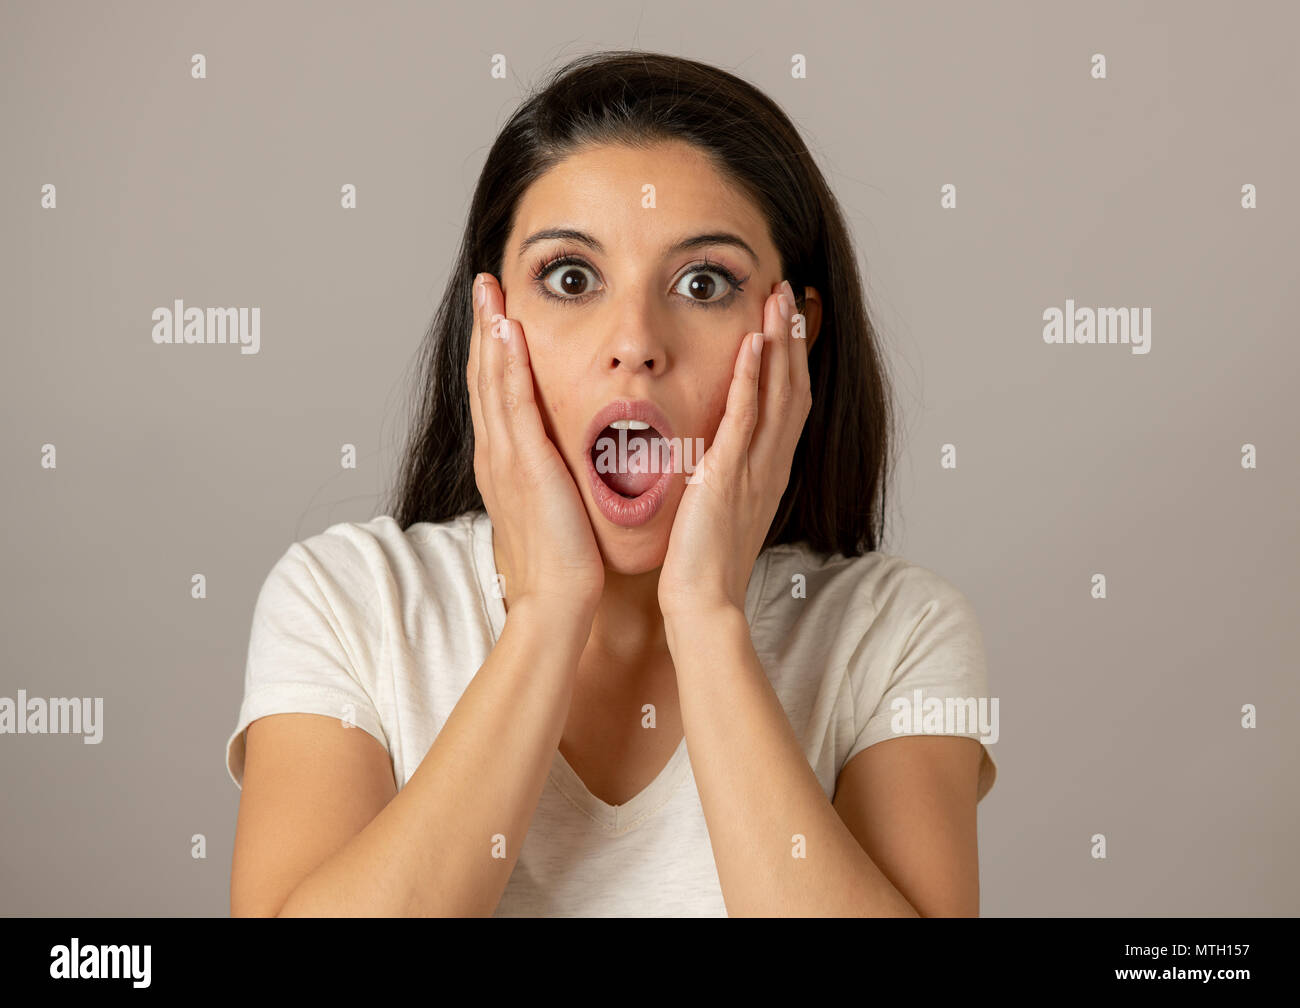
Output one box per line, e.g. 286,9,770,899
610,357,656,370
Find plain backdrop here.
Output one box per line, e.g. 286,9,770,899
2,0,1297,915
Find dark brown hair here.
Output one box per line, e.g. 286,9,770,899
386,50,894,557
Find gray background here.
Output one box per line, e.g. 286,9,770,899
2,0,1296,915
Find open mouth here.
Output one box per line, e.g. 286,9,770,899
583,401,676,528
590,421,670,498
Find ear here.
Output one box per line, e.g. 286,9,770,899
798,287,823,351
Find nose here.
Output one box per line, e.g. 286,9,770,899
610,346,658,373
603,299,668,375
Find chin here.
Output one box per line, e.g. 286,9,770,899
584,493,680,578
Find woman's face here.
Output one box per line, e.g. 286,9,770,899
498,140,788,576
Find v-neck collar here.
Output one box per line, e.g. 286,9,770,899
549,735,691,832
469,509,771,833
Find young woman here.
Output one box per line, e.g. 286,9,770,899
226,50,997,917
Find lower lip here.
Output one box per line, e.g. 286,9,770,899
585,442,674,528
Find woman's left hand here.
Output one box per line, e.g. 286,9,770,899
658,279,812,622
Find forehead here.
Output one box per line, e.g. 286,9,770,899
508,141,771,257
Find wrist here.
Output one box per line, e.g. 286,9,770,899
496,597,592,689
662,601,747,644
505,593,598,641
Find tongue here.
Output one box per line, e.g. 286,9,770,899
595,426,663,498
603,467,659,498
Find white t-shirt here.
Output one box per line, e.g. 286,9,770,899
225,511,997,917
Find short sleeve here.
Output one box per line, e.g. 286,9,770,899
224,537,389,791
844,567,998,802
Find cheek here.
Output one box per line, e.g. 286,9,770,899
513,326,580,442
685,348,742,445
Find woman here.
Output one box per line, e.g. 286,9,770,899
226,50,997,917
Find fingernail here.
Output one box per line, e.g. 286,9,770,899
475,275,486,308
751,331,764,356
778,280,795,321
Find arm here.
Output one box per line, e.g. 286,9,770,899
659,280,985,915
232,271,607,917
830,732,982,916
231,598,589,917
666,605,923,917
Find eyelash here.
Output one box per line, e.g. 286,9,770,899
528,250,748,309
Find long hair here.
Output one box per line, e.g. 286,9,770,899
385,50,895,557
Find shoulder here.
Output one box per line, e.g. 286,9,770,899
263,512,480,600
863,553,984,650
757,542,982,650
295,512,469,564
754,544,996,800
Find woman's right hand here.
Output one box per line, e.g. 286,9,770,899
467,272,605,618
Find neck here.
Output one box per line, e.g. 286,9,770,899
489,540,670,697
586,565,668,670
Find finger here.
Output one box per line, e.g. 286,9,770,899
478,308,514,474
750,285,792,472
475,276,512,468
786,282,813,457
497,316,552,467
786,280,811,390
706,328,764,472
468,273,497,475
467,273,484,430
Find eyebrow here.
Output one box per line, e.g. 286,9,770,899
517,227,760,268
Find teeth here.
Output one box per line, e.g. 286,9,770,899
609,419,651,430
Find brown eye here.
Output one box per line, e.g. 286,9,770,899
673,267,738,306
684,273,718,301
543,263,599,299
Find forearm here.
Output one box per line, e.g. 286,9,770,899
666,605,917,917
278,599,589,917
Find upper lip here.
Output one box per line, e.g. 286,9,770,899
584,398,676,455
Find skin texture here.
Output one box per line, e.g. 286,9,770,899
485,141,823,802
494,139,820,582
231,139,983,917
482,139,981,914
